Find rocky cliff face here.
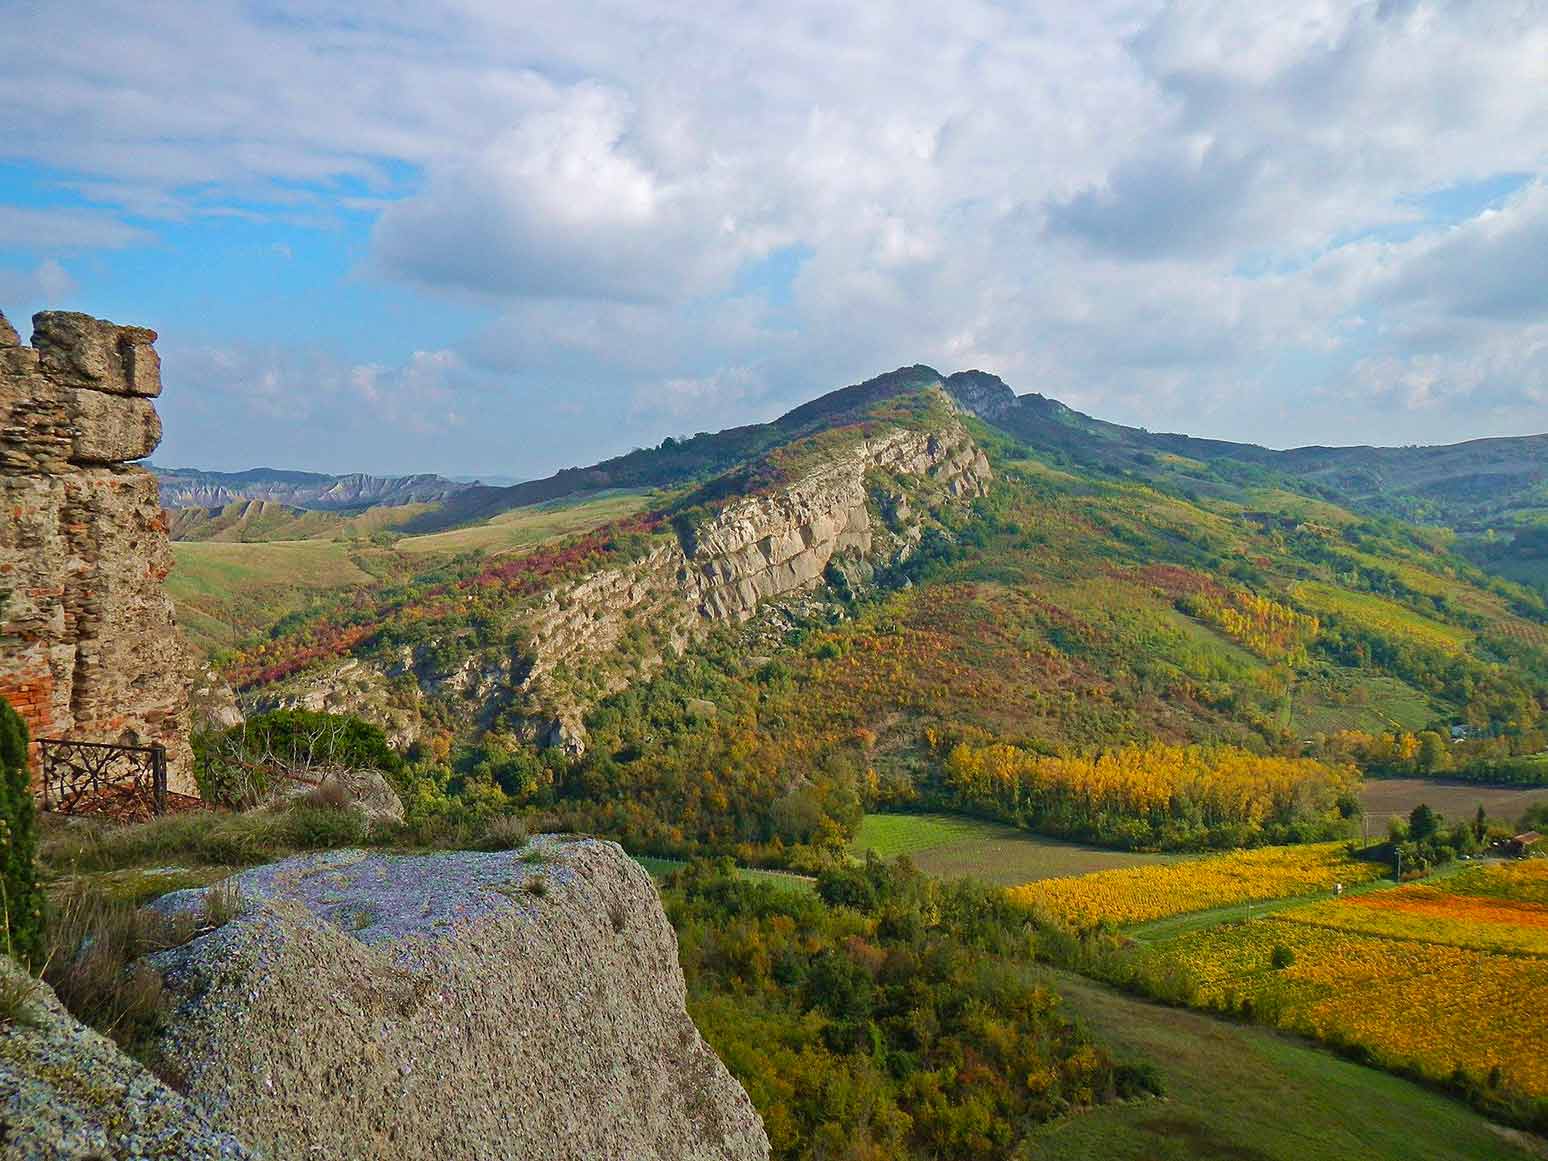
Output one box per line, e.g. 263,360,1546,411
0,308,194,793
255,393,991,752
514,408,990,747
143,842,770,1160
154,465,473,510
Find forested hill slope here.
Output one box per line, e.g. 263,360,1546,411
188,363,1548,865
949,373,1548,533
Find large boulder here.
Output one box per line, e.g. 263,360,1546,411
0,955,257,1160
146,840,770,1161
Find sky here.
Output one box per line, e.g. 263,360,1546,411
0,1,1545,477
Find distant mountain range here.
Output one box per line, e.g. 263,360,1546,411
150,464,475,510
155,373,1547,563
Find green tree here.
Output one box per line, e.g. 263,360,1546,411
1416,730,1448,774
0,697,44,965
1408,802,1440,842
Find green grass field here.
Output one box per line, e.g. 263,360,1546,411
631,854,815,893
396,489,655,556
1022,971,1538,1161
851,813,1179,886
1289,670,1435,735
167,489,660,656
168,539,377,654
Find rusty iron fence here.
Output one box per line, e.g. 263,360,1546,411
36,737,168,818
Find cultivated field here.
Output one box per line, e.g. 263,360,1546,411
851,813,1177,886
1012,843,1382,928
1030,848,1548,1108
1360,777,1548,827
1023,971,1539,1161
1171,900,1548,1098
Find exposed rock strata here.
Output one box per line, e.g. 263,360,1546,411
146,841,770,1161
0,309,194,792
260,401,991,752
513,411,990,747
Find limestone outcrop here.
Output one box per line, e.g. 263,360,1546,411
144,842,771,1161
0,954,257,1160
0,308,194,793
260,396,991,752
509,407,990,747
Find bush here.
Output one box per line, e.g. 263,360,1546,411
0,697,43,965
41,882,239,1056
1270,943,1296,970
196,710,405,807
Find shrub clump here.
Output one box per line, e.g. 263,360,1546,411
0,696,44,965
195,709,404,808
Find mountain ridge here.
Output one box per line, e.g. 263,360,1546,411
152,463,475,510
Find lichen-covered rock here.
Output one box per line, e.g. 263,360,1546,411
145,842,770,1161
0,955,257,1160
0,309,194,793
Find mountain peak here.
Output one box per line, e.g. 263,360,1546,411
942,370,1018,422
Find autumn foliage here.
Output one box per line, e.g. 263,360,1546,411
943,741,1358,849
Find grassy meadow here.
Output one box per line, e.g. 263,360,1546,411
850,813,1179,885
395,488,655,555
166,489,660,656
1024,972,1540,1161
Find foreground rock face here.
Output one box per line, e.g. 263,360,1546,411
0,308,193,793
146,841,770,1161
0,955,255,1160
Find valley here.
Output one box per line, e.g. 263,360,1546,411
13,354,1548,1160
7,9,1546,1159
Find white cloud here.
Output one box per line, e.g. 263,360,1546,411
0,206,150,250
2,0,1547,464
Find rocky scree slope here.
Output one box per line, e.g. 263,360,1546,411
0,308,194,791
142,839,769,1161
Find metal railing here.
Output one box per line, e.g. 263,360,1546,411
36,737,168,817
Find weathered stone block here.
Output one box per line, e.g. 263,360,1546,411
0,310,192,794
68,386,162,463
31,310,163,397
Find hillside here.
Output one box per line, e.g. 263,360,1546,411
969,377,1547,526
167,363,1548,861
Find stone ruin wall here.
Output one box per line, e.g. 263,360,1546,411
0,308,194,794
